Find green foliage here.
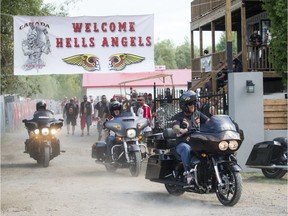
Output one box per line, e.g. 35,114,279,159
216,32,238,54
262,0,287,86
154,39,177,69
154,37,193,69
175,37,191,69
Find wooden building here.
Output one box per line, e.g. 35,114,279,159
190,0,283,93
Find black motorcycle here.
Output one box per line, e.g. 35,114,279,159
246,137,287,179
145,115,244,206
92,112,148,177
23,116,63,167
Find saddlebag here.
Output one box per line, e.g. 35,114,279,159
145,154,174,180
148,129,177,149
246,141,282,166
92,141,107,161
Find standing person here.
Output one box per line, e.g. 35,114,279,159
200,95,216,118
63,98,79,135
216,62,228,91
249,30,262,70
61,97,68,114
147,93,154,112
80,95,92,136
171,90,209,184
137,96,153,155
94,95,109,140
121,95,131,112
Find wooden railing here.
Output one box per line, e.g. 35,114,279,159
191,0,225,21
192,45,273,74
247,45,273,71
264,99,287,130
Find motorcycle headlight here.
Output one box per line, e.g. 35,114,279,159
126,129,136,138
41,128,49,136
219,141,229,151
50,129,57,135
229,140,239,150
34,129,40,135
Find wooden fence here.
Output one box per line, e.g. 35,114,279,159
264,99,287,130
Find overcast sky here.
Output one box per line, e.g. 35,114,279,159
45,0,220,47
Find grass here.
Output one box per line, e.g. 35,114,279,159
241,171,288,185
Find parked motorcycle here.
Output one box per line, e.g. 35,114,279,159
23,116,63,167
246,137,287,179
92,112,148,177
145,115,244,206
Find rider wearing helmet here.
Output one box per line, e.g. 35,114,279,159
33,100,54,119
24,100,54,153
104,101,122,161
109,101,122,118
172,90,209,184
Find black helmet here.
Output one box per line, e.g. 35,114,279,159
179,91,197,112
36,100,46,111
109,101,122,117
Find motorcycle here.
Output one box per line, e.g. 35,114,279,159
91,111,148,177
23,116,63,167
246,137,287,179
145,115,244,206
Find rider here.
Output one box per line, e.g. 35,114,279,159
171,90,209,184
33,100,54,119
104,101,122,161
24,101,54,153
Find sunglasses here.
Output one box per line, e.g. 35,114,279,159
186,101,196,106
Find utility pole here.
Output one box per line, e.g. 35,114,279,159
226,0,233,73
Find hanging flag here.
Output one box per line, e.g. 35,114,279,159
13,15,154,75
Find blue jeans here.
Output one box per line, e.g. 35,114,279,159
176,142,192,172
105,136,115,157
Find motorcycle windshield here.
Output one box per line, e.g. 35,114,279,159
190,115,243,153
200,115,237,133
105,112,148,136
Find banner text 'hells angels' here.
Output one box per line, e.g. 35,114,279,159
13,15,154,75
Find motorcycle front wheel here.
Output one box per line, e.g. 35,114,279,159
261,168,287,179
215,170,242,206
129,151,141,177
43,146,50,167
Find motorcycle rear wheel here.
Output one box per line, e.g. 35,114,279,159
105,163,117,173
216,170,242,206
129,152,141,177
261,168,287,179
164,184,185,196
164,171,185,196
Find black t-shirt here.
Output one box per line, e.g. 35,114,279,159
172,111,209,144
94,101,109,117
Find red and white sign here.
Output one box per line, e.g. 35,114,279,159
13,15,154,75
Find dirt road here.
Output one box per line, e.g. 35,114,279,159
1,124,287,216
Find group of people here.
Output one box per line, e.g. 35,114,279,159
30,89,210,185
61,93,154,138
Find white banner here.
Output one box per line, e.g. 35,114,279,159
13,15,154,75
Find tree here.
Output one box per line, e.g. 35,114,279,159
175,37,191,69
216,32,238,54
262,0,287,86
154,39,177,69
